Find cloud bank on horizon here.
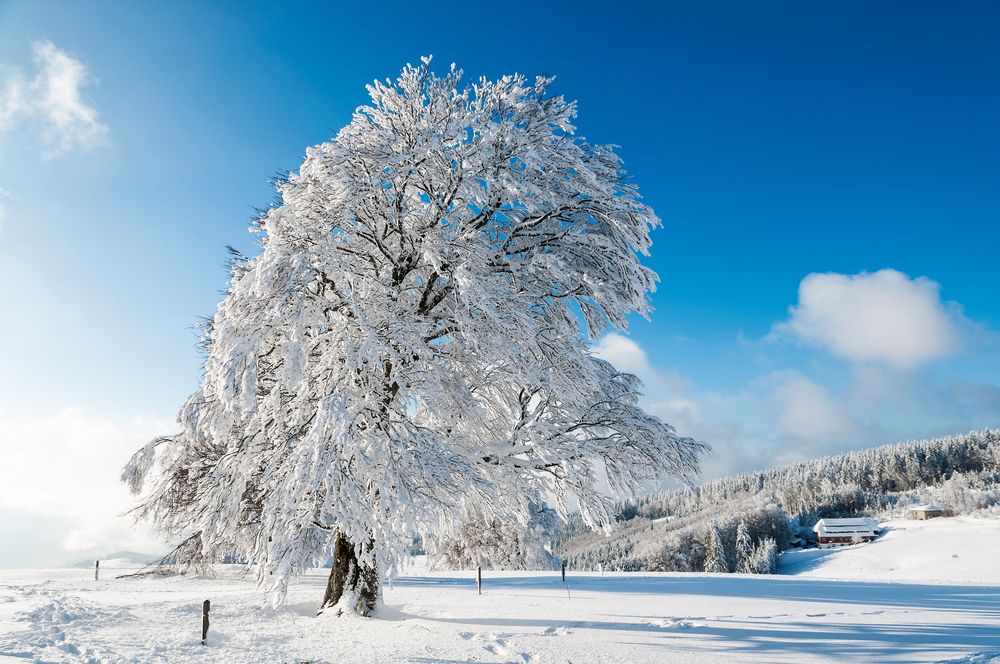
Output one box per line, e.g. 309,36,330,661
596,268,998,482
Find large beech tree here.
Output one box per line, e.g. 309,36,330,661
123,58,706,616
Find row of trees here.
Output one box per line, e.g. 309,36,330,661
556,496,791,573
704,522,777,574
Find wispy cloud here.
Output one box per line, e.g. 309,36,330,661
0,186,9,229
592,332,700,435
0,41,107,157
763,369,858,449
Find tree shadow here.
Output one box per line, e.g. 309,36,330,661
391,573,1000,617
616,618,1000,660
408,612,1000,660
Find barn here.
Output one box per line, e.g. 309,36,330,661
812,517,880,546
909,504,953,520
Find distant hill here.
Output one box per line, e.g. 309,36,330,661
619,429,1000,523
67,551,164,568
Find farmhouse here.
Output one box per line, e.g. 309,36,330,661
909,505,953,520
813,517,880,545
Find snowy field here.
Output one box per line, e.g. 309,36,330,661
781,515,1000,584
2,517,999,663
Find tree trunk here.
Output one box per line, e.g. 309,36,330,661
320,532,379,616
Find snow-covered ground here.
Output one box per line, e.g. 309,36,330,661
780,515,1000,583
1,517,999,663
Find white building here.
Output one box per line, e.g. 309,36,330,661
813,517,879,545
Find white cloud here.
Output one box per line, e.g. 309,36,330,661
0,41,107,157
592,333,651,376
774,269,958,368
0,75,26,132
0,408,170,566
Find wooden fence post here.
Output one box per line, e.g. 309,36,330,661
201,599,211,645
94,560,99,581
477,566,482,595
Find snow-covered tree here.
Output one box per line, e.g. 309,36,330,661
430,499,560,571
734,520,753,573
944,472,971,513
122,58,705,616
751,537,779,574
703,524,728,573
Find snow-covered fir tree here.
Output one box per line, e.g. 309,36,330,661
734,520,754,574
122,58,705,616
943,472,971,513
703,524,728,573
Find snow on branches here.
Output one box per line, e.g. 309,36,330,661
429,499,561,572
123,58,705,609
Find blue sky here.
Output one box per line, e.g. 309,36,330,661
0,1,998,564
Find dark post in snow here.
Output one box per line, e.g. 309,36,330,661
477,566,482,595
201,599,211,645
561,561,566,582
94,560,99,581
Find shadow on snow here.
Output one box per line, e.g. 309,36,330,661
387,573,1000,659
392,573,1000,616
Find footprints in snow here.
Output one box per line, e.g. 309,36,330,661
645,617,700,630
459,631,533,662
0,591,132,662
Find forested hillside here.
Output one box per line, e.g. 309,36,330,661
557,429,1000,573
